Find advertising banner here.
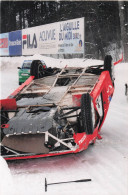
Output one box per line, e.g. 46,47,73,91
57,18,84,54
22,17,84,56
22,27,38,55
37,23,57,54
9,30,22,56
0,33,9,56
0,18,84,56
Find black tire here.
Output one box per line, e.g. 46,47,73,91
125,84,128,96
30,60,44,79
81,93,95,135
104,55,114,85
77,116,83,133
0,111,9,140
19,82,22,85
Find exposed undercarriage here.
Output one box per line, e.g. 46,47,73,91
0,56,115,160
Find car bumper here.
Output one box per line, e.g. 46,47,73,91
19,75,30,84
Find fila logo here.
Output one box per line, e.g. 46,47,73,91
22,33,37,49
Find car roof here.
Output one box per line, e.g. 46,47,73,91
23,60,45,63
23,60,32,63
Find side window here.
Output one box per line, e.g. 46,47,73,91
96,93,104,118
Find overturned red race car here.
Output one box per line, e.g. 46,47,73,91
0,55,120,161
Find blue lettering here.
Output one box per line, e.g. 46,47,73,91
59,32,72,41
60,24,62,32
77,21,79,29
39,29,56,41
60,21,80,32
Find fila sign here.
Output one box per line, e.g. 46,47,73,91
22,17,84,55
22,27,38,55
22,34,37,49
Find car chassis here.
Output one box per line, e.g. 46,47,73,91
0,56,116,161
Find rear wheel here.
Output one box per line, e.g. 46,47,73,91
104,55,114,85
81,93,95,134
125,84,128,96
0,111,9,140
30,60,44,79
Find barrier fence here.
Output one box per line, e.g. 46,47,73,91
0,17,85,57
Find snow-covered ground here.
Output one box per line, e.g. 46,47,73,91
0,55,128,195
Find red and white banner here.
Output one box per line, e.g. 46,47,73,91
0,33,9,56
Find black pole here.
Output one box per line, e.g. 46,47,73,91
45,178,91,192
45,178,47,192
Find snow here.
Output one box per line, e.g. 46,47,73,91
0,157,14,195
0,55,128,195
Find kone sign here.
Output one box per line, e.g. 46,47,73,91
9,30,22,56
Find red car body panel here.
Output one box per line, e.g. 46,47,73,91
91,71,114,131
0,69,114,161
7,76,35,99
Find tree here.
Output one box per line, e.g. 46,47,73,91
118,1,128,62
0,1,124,60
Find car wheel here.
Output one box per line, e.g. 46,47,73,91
30,60,44,79
19,82,22,85
81,93,95,135
104,55,114,85
125,83,128,96
1,111,9,140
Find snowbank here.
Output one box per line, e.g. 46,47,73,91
0,157,15,195
0,54,103,99
0,54,103,71
0,56,128,195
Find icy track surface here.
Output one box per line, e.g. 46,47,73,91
0,55,128,195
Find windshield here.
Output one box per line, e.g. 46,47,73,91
22,61,32,69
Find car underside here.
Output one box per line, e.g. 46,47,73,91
0,56,115,160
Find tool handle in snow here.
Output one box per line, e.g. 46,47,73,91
75,179,91,182
45,178,91,192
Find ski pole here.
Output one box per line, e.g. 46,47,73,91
45,178,91,192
